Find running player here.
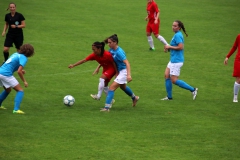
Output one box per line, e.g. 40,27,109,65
145,0,168,51
101,34,139,112
68,41,117,104
224,34,240,102
162,20,198,100
0,44,34,114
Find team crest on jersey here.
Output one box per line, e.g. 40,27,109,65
15,21,19,25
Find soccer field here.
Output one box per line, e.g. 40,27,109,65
0,0,240,159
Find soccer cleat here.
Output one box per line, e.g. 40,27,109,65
233,96,238,103
109,99,115,108
161,97,173,100
100,108,110,112
149,47,155,51
132,96,139,107
192,88,198,100
13,110,25,114
0,106,7,110
90,94,100,100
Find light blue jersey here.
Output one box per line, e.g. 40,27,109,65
109,46,126,71
0,53,28,76
170,31,184,63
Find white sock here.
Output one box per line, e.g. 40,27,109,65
97,78,105,98
234,81,240,97
147,36,154,49
157,35,168,45
103,86,109,95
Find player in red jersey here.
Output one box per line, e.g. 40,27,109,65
145,0,168,51
68,41,117,102
224,34,240,102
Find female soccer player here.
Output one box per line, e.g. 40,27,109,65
68,41,117,103
2,2,25,62
101,34,139,112
0,44,34,114
224,34,240,102
145,0,168,51
162,20,198,100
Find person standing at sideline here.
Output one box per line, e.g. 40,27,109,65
145,0,168,51
0,44,34,114
2,2,25,62
68,41,117,105
162,20,198,100
224,34,240,103
101,34,139,112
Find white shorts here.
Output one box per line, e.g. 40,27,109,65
0,74,19,88
167,62,183,76
114,69,127,84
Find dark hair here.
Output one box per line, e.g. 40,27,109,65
19,44,34,57
104,34,118,44
175,20,188,37
92,41,105,56
6,2,16,11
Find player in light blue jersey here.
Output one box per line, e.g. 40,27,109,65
100,34,139,112
0,44,34,114
162,20,198,100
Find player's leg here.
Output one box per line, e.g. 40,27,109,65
101,81,119,112
161,62,172,100
3,35,13,62
12,84,25,114
0,86,11,109
120,84,139,107
152,21,168,46
13,34,23,52
90,76,106,100
146,23,155,50
170,63,198,100
233,77,240,102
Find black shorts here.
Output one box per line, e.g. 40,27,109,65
4,33,24,49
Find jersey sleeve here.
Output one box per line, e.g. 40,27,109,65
226,34,240,58
19,13,25,21
105,52,114,62
153,3,159,13
85,53,95,61
19,54,28,67
174,34,183,45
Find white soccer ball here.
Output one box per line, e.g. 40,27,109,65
63,95,75,106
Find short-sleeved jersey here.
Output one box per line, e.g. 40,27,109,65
147,1,159,23
226,34,240,60
5,12,25,35
85,51,115,69
109,46,127,71
0,53,28,76
170,31,184,63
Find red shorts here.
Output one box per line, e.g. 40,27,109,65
233,58,240,77
146,21,160,35
102,67,116,83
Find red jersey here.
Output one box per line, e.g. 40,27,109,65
85,51,114,69
147,1,159,23
226,34,240,77
226,34,240,60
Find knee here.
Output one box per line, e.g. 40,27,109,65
164,74,170,79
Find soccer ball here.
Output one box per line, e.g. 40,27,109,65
63,95,75,106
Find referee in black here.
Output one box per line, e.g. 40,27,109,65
2,2,25,62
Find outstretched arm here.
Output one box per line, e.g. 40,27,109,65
68,59,87,68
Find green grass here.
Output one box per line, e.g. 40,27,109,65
0,0,240,159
